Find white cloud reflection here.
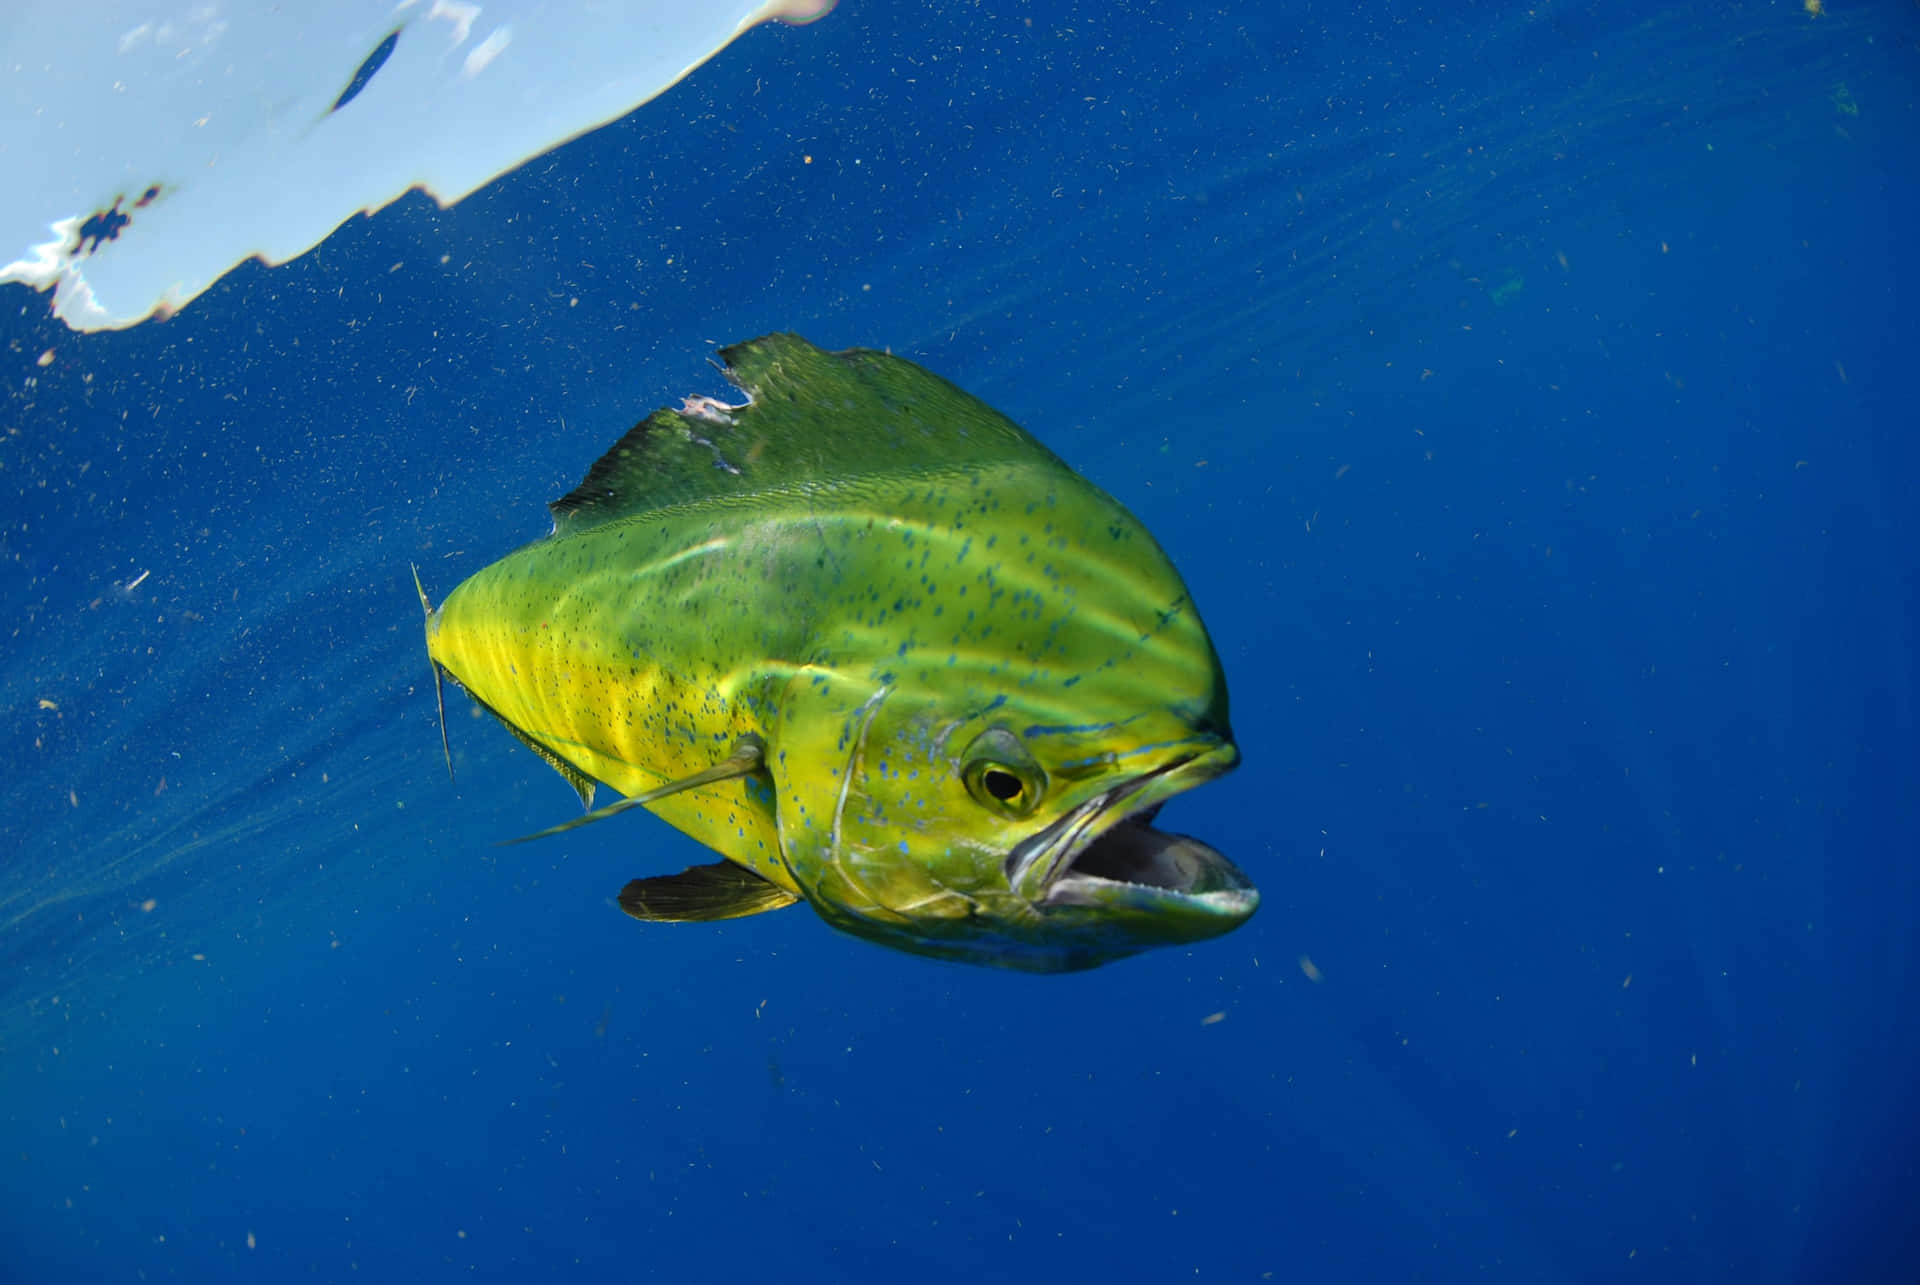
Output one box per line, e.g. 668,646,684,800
1,0,834,330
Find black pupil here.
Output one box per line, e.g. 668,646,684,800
982,769,1023,802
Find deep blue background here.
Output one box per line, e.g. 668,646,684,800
4,2,1916,1281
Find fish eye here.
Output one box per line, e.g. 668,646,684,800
963,758,1042,815
959,727,1047,817
981,768,1025,803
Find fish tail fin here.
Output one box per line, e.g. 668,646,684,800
411,562,455,784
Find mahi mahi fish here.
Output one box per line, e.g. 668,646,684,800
415,333,1255,971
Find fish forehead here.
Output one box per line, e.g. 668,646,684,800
797,459,1223,707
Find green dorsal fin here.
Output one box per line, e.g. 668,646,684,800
616,861,801,923
548,332,1068,534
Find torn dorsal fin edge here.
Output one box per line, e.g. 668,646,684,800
546,332,1064,536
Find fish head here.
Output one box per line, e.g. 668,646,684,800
769,567,1255,972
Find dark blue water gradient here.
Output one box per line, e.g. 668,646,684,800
3,2,1914,1281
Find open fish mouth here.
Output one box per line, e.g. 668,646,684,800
1046,809,1256,911
1005,752,1257,922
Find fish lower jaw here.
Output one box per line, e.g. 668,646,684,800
1038,817,1258,918
1041,874,1259,928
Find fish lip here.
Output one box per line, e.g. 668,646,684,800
1004,742,1248,910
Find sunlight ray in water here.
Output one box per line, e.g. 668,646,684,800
0,0,834,331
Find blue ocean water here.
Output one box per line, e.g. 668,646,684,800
3,1,1916,1280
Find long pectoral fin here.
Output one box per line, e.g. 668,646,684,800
617,860,800,922
498,734,766,846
